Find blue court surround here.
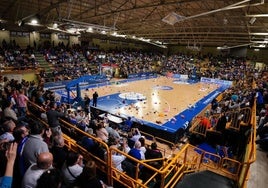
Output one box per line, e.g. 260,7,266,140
96,85,225,134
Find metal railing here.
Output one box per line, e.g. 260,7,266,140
27,99,256,188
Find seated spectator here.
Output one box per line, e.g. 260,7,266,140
145,142,163,167
21,152,54,188
142,142,163,182
79,128,96,152
90,140,106,161
256,135,268,151
106,123,121,142
110,145,126,172
3,101,18,122
121,141,144,178
257,116,268,138
130,128,141,143
75,160,105,188
128,140,145,161
127,131,135,149
138,136,147,156
118,137,131,154
61,151,84,187
36,168,62,188
200,116,212,129
0,120,16,142
95,122,109,143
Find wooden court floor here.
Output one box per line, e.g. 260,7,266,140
80,76,219,125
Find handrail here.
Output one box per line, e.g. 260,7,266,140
139,131,155,140
59,114,247,187
59,119,113,184
248,100,257,163
154,136,176,148
221,157,241,178
238,99,257,188
27,96,257,188
190,107,252,137
109,145,164,187
27,100,46,112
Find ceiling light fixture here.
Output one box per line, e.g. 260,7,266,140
246,14,268,17
250,33,268,36
31,19,38,25
18,20,24,26
53,23,58,28
87,27,93,32
249,17,256,25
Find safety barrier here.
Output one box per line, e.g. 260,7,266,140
189,107,252,138
238,100,257,188
27,99,256,188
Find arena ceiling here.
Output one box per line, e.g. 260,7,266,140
0,0,267,49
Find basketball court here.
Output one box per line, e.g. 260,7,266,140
54,75,231,142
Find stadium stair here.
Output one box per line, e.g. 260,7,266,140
175,170,237,188
35,53,53,73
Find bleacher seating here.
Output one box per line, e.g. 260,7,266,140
26,99,255,188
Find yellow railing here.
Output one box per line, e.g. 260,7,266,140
238,100,257,188
27,98,256,188
190,107,252,137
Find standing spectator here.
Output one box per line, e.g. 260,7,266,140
16,89,29,118
12,125,29,187
123,117,133,131
43,128,52,149
22,152,53,188
84,94,90,115
50,134,68,169
46,102,65,136
92,91,98,107
22,121,49,171
215,112,227,133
